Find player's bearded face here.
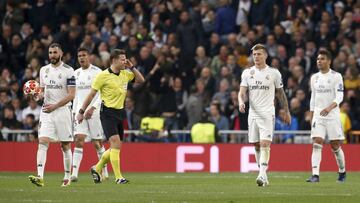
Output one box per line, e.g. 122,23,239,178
50,56,61,64
48,48,62,65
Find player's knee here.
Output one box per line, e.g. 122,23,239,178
75,141,84,148
313,143,323,149
313,137,323,145
92,141,102,150
330,141,340,151
253,143,260,151
61,142,71,151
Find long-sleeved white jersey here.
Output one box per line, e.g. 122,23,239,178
240,66,283,118
73,64,102,115
39,62,75,107
310,69,344,120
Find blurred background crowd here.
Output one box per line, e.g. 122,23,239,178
0,0,359,143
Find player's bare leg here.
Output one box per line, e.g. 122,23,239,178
61,142,72,187
330,140,346,182
256,140,271,186
92,140,109,180
307,137,323,183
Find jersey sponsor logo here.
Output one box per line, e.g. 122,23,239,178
46,80,63,89
249,81,270,90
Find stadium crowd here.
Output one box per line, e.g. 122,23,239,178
0,0,359,143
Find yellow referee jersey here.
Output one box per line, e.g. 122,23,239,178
92,68,134,109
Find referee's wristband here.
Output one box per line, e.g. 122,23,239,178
130,66,136,71
78,109,85,115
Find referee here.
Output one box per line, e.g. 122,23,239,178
77,49,145,184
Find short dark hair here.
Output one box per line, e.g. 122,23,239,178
77,47,90,54
251,44,267,53
110,49,126,62
318,49,332,60
49,43,62,50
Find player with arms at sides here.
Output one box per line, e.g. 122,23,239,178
70,47,109,182
28,43,75,187
77,49,145,184
238,44,291,187
306,49,346,183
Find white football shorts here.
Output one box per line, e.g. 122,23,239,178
38,106,73,142
248,116,275,143
311,117,344,140
74,114,104,140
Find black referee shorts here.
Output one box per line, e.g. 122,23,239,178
100,104,126,140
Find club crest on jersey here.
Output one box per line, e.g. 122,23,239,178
88,75,91,81
265,75,270,80
45,68,49,74
58,74,62,79
327,79,331,84
250,70,255,79
77,72,80,76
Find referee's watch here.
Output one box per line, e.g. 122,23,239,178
129,66,136,71
78,109,85,115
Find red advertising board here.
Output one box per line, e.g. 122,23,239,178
0,142,359,172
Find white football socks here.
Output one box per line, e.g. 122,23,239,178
333,147,346,173
62,148,72,180
311,143,322,176
71,147,83,178
37,143,48,179
259,147,270,179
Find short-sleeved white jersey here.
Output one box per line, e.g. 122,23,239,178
39,62,75,107
240,66,283,118
310,69,343,120
73,64,102,114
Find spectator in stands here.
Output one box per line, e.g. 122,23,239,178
2,105,22,141
194,46,211,76
209,102,229,143
186,79,206,129
212,79,230,111
11,98,22,122
22,114,37,142
22,99,41,122
275,108,299,143
340,101,352,143
191,110,219,143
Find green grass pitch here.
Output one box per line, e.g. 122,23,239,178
0,172,359,203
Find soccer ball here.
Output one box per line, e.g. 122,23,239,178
23,80,41,95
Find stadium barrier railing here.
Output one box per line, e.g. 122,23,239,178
1,129,311,143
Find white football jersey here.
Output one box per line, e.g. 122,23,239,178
39,62,75,107
310,69,343,120
73,64,102,114
240,66,283,118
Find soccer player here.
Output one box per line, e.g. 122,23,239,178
28,43,75,187
70,47,109,182
77,49,145,184
306,49,346,183
238,44,291,186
